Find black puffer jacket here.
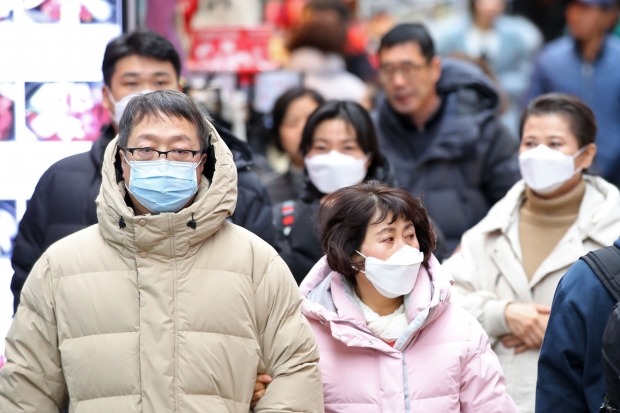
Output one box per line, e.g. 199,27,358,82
374,58,520,253
273,158,448,284
10,125,274,314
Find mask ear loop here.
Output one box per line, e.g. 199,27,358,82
352,250,367,273
572,145,590,174
105,85,118,105
573,145,589,159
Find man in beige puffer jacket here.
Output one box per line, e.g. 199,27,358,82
0,90,324,413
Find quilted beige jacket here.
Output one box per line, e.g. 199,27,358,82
0,124,323,412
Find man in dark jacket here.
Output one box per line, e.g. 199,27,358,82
10,30,274,314
373,23,520,253
536,238,620,413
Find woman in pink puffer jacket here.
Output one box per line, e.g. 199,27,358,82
299,181,518,413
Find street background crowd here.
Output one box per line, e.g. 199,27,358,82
1,0,620,412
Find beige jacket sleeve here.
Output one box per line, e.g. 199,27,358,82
443,235,512,339
0,255,67,412
253,256,324,413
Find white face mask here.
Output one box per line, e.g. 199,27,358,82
356,245,424,299
107,88,153,126
519,144,586,194
304,150,368,194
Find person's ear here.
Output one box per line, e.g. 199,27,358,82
578,143,597,170
102,85,114,112
430,56,442,85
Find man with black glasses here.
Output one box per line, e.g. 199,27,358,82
0,90,323,412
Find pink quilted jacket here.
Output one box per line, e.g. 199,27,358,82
300,255,518,413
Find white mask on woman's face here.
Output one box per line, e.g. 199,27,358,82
356,245,424,298
304,150,368,194
518,144,586,194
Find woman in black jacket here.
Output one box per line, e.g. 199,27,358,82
274,100,446,284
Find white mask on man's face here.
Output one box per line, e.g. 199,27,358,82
107,88,153,126
518,144,586,194
304,150,368,194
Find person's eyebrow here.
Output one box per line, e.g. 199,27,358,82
375,227,395,236
150,71,174,77
119,71,173,78
131,134,195,145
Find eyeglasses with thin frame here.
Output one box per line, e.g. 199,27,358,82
378,61,429,81
121,146,205,162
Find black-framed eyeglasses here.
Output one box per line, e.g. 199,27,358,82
121,146,205,162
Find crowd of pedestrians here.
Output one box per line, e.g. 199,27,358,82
2,0,620,412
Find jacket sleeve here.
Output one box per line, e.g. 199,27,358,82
10,171,53,315
0,255,67,412
443,235,512,339
231,170,276,247
536,261,613,413
480,119,520,206
253,255,324,413
459,316,519,413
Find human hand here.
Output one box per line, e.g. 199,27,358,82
250,374,272,409
500,334,529,354
504,302,551,349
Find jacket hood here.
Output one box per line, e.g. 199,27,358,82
475,175,620,246
300,254,453,350
437,57,501,113
96,122,238,259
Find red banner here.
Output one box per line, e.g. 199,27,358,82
187,26,278,74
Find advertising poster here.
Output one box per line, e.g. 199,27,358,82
0,0,123,363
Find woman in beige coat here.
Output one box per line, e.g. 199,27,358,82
442,93,620,413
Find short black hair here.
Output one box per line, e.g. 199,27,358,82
118,90,211,151
271,86,325,152
378,23,436,62
519,93,597,147
299,100,386,177
102,30,181,87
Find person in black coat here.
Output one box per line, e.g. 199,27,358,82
10,31,274,314
274,100,446,284
373,23,520,253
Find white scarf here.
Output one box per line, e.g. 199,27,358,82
353,294,409,342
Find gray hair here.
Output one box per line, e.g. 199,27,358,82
118,90,211,150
